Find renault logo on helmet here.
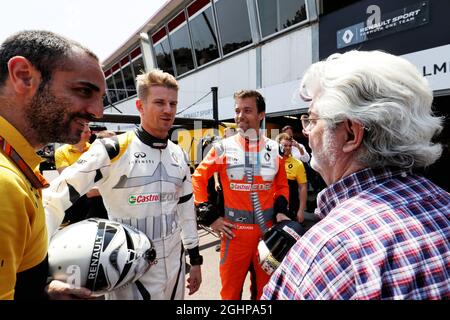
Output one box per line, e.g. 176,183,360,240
134,152,146,158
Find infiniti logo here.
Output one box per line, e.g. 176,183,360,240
134,152,146,158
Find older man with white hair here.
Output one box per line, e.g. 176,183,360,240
262,50,450,300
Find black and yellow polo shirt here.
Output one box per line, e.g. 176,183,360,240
0,116,48,300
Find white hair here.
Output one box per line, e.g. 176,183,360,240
300,50,443,169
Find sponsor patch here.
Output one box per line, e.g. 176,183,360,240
282,225,302,241
237,225,254,230
128,192,179,205
229,183,272,191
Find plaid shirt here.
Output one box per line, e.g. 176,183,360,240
262,167,450,300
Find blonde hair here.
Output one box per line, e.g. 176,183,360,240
136,69,178,101
275,133,292,143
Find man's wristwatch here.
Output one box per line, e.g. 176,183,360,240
189,255,204,266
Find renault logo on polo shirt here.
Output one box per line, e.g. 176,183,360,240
134,152,146,158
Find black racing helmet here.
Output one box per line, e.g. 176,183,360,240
257,220,305,275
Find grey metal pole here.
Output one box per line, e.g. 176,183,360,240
211,86,219,130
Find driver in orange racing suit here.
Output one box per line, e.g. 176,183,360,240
192,90,290,300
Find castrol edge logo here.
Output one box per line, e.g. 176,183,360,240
128,192,178,205
229,183,271,191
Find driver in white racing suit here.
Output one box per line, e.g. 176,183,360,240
44,70,202,300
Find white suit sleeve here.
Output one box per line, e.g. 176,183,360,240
176,151,199,250
43,140,112,242
292,144,310,163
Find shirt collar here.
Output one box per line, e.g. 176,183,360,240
0,115,43,170
315,166,410,219
68,142,90,153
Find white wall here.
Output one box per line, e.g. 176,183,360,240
176,27,313,120
261,27,313,87
101,98,139,131
107,27,313,121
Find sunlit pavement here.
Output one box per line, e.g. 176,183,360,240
185,212,320,300
184,227,251,300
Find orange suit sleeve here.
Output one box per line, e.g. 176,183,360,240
192,146,221,204
273,156,289,202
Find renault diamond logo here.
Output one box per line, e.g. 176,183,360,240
134,152,146,158
342,29,354,44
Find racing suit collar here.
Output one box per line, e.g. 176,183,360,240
237,131,265,151
237,128,261,142
135,126,168,149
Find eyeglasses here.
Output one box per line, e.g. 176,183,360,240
301,115,368,134
300,114,334,131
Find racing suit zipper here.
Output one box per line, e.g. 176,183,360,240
158,148,168,280
244,139,268,234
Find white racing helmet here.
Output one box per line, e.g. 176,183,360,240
257,220,305,275
48,218,156,296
